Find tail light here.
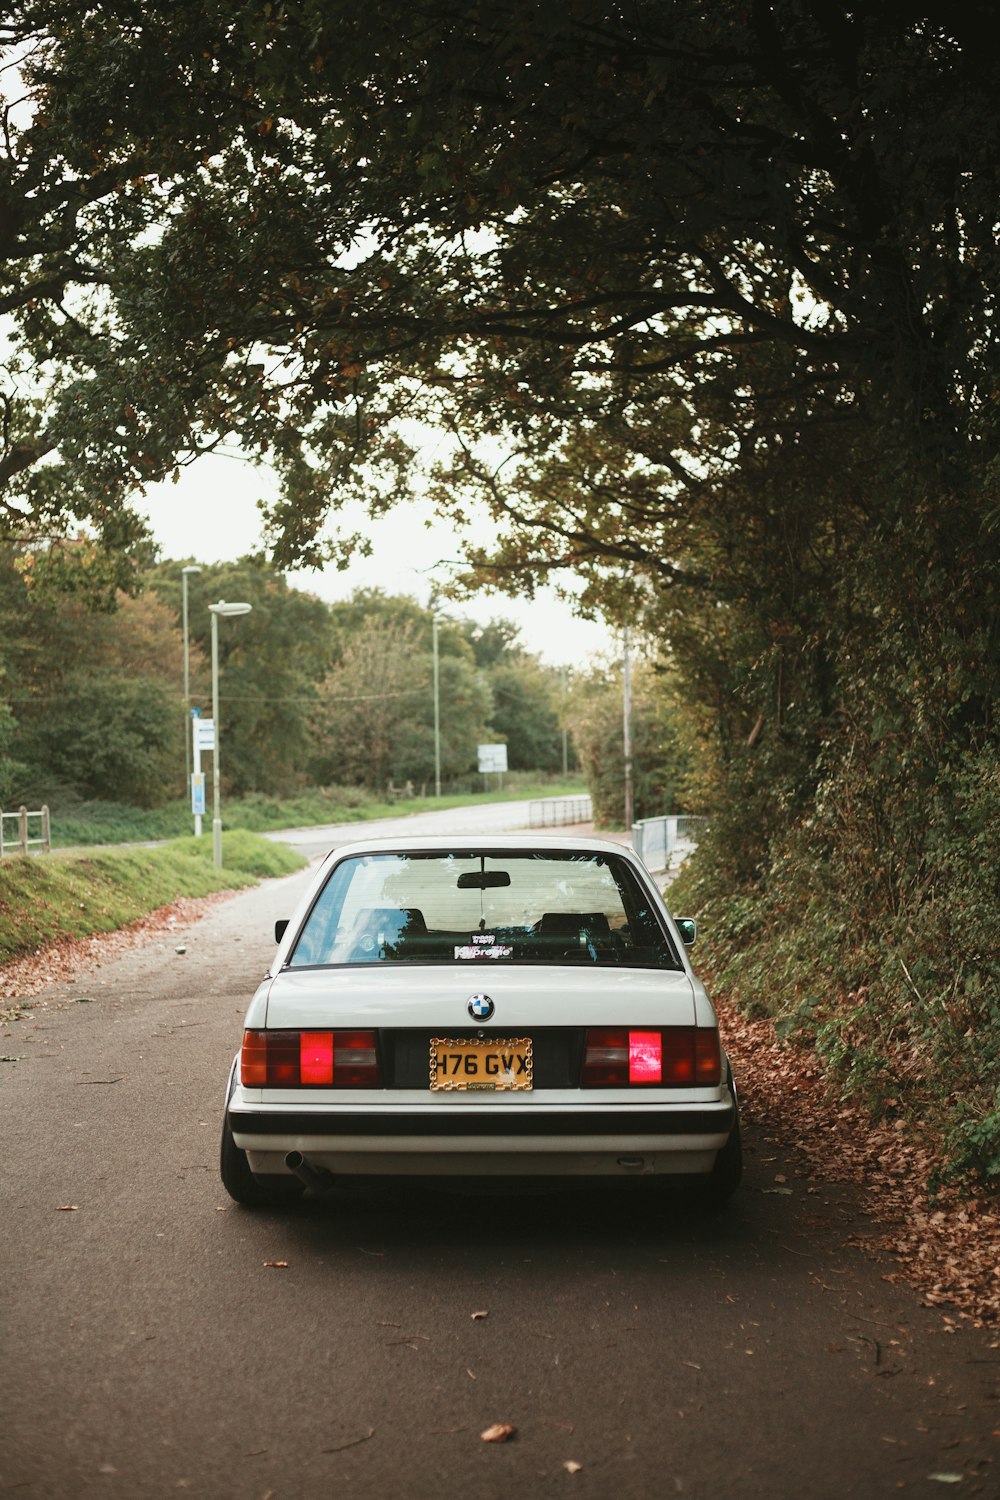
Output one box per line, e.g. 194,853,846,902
241,1029,381,1088
581,1027,721,1087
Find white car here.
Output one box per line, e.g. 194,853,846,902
221,834,741,1207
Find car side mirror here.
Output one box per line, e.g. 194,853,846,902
676,917,697,946
274,919,289,943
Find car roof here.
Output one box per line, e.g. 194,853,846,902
319,832,639,863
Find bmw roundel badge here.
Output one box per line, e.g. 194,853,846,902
467,993,495,1023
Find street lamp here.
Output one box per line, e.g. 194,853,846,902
181,565,201,811
209,600,252,869
622,626,634,831
432,613,441,797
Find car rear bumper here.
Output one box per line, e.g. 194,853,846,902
229,1097,735,1178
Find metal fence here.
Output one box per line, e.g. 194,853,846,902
632,814,707,873
0,805,52,858
528,794,593,827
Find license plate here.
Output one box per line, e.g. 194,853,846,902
429,1036,533,1091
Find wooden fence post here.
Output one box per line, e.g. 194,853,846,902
42,804,51,853
18,805,28,855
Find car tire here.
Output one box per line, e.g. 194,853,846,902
703,1110,743,1206
219,1109,304,1209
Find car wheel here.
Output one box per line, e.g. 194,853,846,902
703,1111,743,1206
219,1109,304,1209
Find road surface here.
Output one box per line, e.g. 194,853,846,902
1,825,996,1498
262,795,601,860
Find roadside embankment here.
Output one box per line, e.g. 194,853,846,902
0,830,305,974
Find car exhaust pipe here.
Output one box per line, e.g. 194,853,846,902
284,1150,336,1194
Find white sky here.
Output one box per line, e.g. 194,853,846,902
138,451,615,668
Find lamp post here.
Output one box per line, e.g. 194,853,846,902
432,613,441,797
181,565,201,808
622,627,634,831
209,600,252,869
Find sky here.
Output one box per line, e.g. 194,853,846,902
138,450,617,669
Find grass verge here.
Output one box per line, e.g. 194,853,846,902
0,831,305,965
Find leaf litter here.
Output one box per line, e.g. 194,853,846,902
718,997,1000,1327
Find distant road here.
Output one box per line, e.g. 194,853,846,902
264,796,603,861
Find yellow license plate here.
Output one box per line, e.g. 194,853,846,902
429,1036,533,1092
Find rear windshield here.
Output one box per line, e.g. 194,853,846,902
287,850,682,970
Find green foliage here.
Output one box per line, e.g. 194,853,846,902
489,659,566,773
0,552,571,813
572,656,696,827
148,555,334,796
166,829,305,880
0,831,305,965
24,669,177,807
0,700,25,803
0,553,189,805
671,750,1000,1183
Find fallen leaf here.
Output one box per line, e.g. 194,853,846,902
321,1428,375,1454
263,1260,288,1268
563,1460,583,1474
56,1204,79,1211
928,1476,964,1485
481,1424,516,1443
471,1310,489,1320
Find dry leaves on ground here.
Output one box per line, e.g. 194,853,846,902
0,892,235,1023
718,997,1000,1328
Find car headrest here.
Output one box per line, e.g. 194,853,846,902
537,911,612,939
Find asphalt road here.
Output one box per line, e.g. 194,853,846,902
1,836,997,1499
261,796,599,859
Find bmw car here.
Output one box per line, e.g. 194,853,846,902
220,834,742,1207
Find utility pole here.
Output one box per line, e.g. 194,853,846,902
432,612,441,796
623,627,634,830
561,665,569,777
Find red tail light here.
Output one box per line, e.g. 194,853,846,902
241,1029,381,1088
300,1031,334,1086
581,1028,721,1088
629,1030,663,1083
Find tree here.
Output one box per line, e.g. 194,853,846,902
0,547,190,803
572,656,697,827
2,3,998,589
26,669,177,806
311,597,493,789
488,659,564,773
310,616,428,789
149,556,335,795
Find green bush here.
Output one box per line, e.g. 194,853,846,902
671,749,1000,1184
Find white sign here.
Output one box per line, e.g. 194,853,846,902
195,718,216,752
190,772,206,816
478,743,508,774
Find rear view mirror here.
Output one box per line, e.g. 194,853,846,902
676,917,697,946
457,871,512,889
275,919,289,943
